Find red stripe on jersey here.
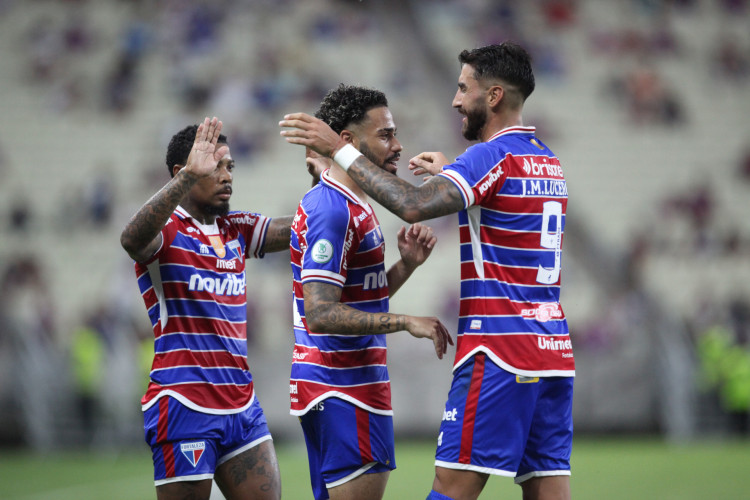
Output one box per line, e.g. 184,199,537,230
493,195,567,214
293,344,387,368
291,380,392,413
159,316,247,339
144,382,254,411
356,406,373,464
459,353,485,464
154,349,249,370
456,335,574,373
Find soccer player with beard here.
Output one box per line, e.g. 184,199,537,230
120,118,292,500
288,84,452,500
281,43,574,500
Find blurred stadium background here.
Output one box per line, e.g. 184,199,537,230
0,0,748,498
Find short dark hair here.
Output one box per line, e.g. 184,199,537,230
315,84,389,134
165,124,228,177
459,42,535,101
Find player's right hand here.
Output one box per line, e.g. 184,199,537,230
405,316,454,359
408,151,450,177
184,117,229,178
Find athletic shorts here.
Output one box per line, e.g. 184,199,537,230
143,396,272,486
299,397,396,500
434,353,573,483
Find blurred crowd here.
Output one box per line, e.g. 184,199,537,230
1,0,749,449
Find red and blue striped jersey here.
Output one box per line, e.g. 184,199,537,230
135,206,270,414
438,126,574,377
289,170,392,416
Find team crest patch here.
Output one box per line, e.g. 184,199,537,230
311,239,333,263
208,235,226,258
180,441,206,467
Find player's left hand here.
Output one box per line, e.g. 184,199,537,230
280,113,347,159
397,223,437,270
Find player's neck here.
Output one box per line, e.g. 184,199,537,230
328,164,368,202
481,111,523,142
181,200,216,226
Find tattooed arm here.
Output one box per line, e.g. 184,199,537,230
120,117,228,263
303,281,452,359
120,169,199,263
262,216,294,253
280,112,465,223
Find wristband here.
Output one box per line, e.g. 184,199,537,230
333,144,363,171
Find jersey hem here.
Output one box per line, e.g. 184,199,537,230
434,460,516,477
141,389,256,415
453,346,575,378
290,392,393,417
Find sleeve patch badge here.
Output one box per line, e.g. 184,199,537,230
311,239,333,263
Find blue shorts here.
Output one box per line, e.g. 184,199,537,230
143,396,272,486
299,398,396,500
434,353,573,483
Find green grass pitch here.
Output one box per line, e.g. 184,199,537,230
1,437,749,499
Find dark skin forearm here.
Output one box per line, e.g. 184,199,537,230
262,216,294,253
346,156,465,223
120,168,198,262
303,282,407,335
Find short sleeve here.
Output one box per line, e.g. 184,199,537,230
438,143,508,208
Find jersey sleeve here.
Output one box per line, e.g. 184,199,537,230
300,202,354,288
438,143,508,208
227,212,270,259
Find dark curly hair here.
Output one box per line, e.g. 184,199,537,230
165,124,228,177
459,42,535,102
315,84,388,134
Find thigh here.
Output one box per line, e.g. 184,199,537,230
328,470,390,500
520,475,570,500
214,439,280,500
156,479,213,500
432,466,488,500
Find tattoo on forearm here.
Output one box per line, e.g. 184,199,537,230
305,283,404,335
348,157,464,221
121,170,195,250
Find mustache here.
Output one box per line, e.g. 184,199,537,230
217,186,233,195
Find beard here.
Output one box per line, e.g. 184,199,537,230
462,105,487,141
359,142,397,171
200,201,230,218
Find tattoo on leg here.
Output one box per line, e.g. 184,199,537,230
227,446,279,493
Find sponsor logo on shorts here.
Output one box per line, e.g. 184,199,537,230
180,441,206,468
442,408,458,422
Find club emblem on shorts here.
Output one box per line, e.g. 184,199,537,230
311,239,333,263
180,441,206,468
208,235,226,258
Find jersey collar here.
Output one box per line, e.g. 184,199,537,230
487,125,536,143
320,170,373,214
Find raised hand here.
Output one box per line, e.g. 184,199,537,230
279,113,346,158
408,151,450,178
405,316,454,359
184,117,229,178
397,223,437,270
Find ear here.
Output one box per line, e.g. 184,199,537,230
487,85,504,108
340,130,357,147
172,164,184,177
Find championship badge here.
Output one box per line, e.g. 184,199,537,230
208,235,226,258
